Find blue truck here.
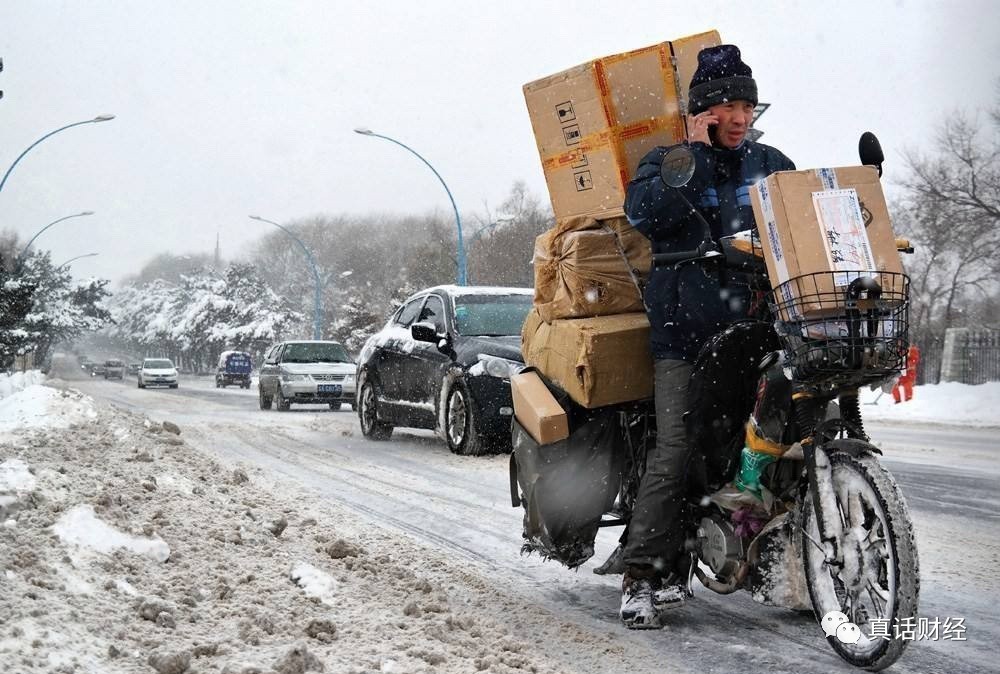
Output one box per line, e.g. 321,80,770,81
215,350,253,389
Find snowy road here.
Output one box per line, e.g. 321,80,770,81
59,360,999,674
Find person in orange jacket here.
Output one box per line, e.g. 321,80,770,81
893,344,920,403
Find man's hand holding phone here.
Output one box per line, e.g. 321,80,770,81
687,111,718,145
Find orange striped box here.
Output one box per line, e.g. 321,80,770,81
523,31,720,222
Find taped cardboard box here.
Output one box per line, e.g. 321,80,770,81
523,30,720,222
751,166,905,320
534,215,651,322
521,308,653,409
511,370,570,445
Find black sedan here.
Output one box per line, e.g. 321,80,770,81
356,285,533,455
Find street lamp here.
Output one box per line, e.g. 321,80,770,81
0,115,115,195
249,215,324,340
18,211,95,264
56,252,99,270
353,127,467,286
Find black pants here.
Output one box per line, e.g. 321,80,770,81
622,359,693,573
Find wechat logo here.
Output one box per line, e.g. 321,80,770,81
822,610,862,644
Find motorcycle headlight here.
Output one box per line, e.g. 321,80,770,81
477,354,524,379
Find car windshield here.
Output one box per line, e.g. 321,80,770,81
281,343,350,363
145,360,174,369
453,294,532,337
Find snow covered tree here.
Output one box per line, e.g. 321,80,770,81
898,94,1000,380
0,256,35,370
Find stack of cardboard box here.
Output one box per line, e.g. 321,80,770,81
511,31,721,443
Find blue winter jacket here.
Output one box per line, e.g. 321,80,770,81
625,140,795,361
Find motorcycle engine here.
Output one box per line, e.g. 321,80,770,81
697,514,745,580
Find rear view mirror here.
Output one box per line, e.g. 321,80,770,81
411,322,438,343
660,145,697,188
859,131,884,177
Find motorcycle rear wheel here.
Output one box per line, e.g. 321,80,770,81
802,451,919,671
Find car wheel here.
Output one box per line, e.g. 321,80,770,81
275,386,291,411
445,380,489,456
329,402,342,411
258,385,272,410
358,379,392,440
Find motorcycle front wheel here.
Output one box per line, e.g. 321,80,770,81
802,450,919,671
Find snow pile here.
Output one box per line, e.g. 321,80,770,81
0,369,46,400
0,385,583,673
860,381,1000,427
0,383,97,433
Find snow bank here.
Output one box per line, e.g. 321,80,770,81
0,369,45,400
860,381,1000,427
0,384,97,433
0,385,592,674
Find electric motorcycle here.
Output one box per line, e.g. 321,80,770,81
512,134,918,671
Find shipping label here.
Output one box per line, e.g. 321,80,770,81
812,188,877,287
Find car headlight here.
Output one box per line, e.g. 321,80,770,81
343,374,355,384
476,354,524,379
280,372,309,382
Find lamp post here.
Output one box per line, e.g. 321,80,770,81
249,215,324,340
0,115,115,195
56,252,99,270
353,127,467,286
18,211,95,264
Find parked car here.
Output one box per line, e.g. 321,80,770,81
127,363,142,376
356,285,533,455
216,350,253,389
103,359,125,379
137,358,178,389
258,340,355,411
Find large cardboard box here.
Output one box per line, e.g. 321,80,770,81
533,215,651,322
523,31,720,222
751,166,905,320
521,308,653,409
511,370,570,445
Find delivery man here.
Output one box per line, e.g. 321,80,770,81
892,344,920,403
619,44,795,629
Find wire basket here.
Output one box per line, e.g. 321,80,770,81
765,271,909,386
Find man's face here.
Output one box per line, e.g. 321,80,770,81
709,100,755,149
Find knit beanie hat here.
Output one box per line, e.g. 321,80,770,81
687,45,758,115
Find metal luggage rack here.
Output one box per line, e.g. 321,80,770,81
765,271,910,386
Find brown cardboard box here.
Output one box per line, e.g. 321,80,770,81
521,308,653,408
510,370,570,445
751,166,905,320
523,31,721,222
533,215,651,322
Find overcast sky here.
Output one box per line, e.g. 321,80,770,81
2,1,998,285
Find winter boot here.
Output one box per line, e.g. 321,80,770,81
652,571,691,612
620,567,663,630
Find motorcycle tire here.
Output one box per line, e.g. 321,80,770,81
801,450,919,671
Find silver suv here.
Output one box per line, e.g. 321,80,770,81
258,340,356,411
